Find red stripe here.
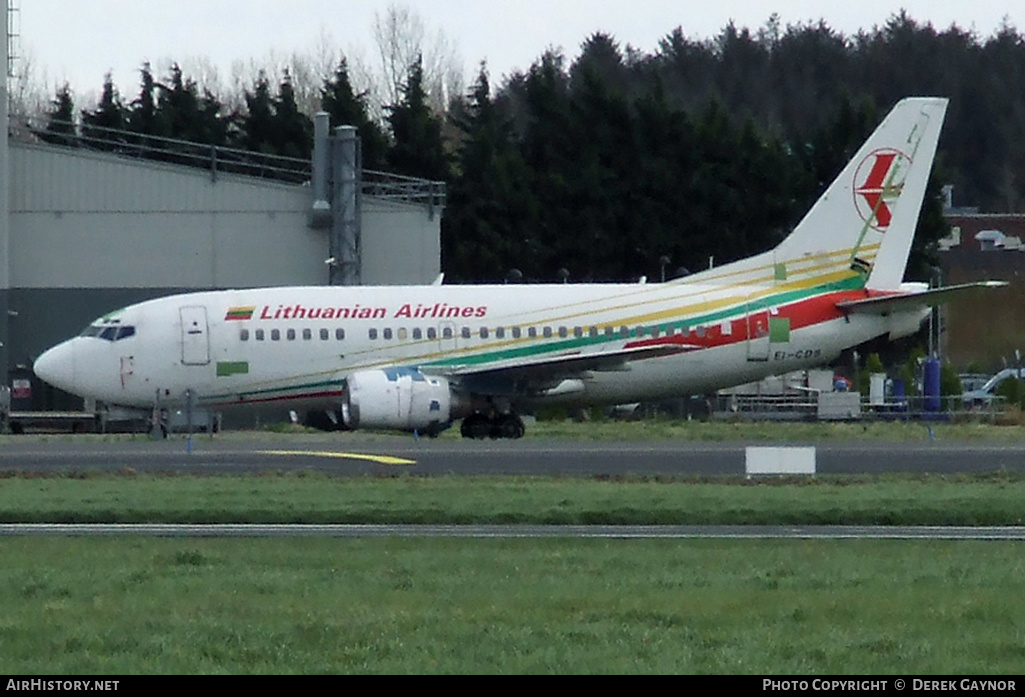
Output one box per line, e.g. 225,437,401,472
625,290,875,352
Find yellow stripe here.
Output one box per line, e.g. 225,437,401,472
259,450,416,466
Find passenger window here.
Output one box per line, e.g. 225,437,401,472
302,328,312,340
461,326,471,339
442,327,452,339
428,327,438,340
558,327,568,338
240,329,250,341
320,328,329,341
286,328,296,341
480,327,489,339
589,327,598,338
271,329,281,341
495,327,505,339
604,326,614,338
369,328,378,340
543,327,553,338
413,328,423,340
383,328,393,340
620,326,629,338
512,327,522,339
255,329,265,341
336,328,345,341
398,328,408,340
528,327,537,339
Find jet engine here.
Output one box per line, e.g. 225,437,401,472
341,369,453,433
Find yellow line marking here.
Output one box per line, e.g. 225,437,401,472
258,450,417,466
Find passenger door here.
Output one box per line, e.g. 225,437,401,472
180,306,210,366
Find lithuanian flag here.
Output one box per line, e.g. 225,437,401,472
225,306,256,321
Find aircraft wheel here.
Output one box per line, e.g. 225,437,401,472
496,414,525,439
460,413,492,440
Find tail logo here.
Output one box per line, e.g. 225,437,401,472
853,148,911,230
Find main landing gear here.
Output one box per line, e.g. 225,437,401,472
460,412,526,440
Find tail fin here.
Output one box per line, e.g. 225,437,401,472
774,97,948,290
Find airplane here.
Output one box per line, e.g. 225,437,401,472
33,97,1003,439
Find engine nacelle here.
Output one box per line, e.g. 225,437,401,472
341,369,452,432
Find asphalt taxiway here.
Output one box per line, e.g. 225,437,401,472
2,432,1025,476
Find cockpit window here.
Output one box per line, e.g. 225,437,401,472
79,324,136,342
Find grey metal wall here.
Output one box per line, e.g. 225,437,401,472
362,197,442,285
9,142,440,289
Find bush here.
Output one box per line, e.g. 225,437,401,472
996,377,1025,410
940,362,963,398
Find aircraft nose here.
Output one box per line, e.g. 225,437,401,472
34,341,78,394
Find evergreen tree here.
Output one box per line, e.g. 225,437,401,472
127,63,159,138
81,73,127,150
271,69,313,159
241,71,276,155
442,64,537,281
155,63,226,145
42,83,77,147
320,59,389,170
386,55,450,181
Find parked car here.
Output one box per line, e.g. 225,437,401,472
961,368,1025,408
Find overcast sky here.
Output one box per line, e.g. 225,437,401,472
14,0,1022,99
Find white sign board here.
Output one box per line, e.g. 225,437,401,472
745,447,816,475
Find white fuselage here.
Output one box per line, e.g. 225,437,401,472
33,279,923,415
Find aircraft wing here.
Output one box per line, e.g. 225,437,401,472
431,341,700,396
836,281,1007,316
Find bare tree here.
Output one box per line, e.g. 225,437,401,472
372,2,463,114
7,48,51,124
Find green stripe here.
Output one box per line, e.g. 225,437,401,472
422,275,864,369
203,275,863,401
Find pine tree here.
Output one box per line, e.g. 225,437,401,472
42,83,77,147
320,59,389,170
386,55,450,181
81,73,127,150
443,64,537,281
271,69,312,159
241,71,276,155
127,63,159,138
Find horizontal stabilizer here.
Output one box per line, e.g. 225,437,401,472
836,281,1007,316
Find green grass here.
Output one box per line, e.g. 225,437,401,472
3,422,1025,674
2,472,1025,525
518,417,1025,441
262,416,1025,441
1,537,1023,674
